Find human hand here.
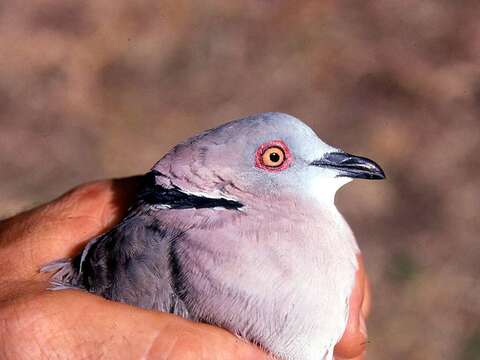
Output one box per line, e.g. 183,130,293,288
0,178,368,359
334,255,370,360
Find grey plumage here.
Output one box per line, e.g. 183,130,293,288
43,112,385,360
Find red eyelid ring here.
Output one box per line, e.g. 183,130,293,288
255,140,293,172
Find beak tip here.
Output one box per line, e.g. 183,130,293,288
371,166,386,180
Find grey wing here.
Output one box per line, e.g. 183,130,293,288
43,213,189,317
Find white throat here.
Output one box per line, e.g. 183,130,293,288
308,176,353,205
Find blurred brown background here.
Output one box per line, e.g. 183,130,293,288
1,1,479,358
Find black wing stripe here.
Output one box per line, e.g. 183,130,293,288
139,171,244,210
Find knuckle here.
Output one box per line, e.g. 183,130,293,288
61,180,112,204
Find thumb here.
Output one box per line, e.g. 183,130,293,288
10,288,267,360
0,178,141,280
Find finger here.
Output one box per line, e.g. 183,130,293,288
333,254,368,359
362,275,371,318
335,354,365,360
52,176,141,232
0,177,141,280
5,288,268,360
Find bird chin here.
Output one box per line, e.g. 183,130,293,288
308,177,353,205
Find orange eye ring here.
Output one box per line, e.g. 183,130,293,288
255,140,292,172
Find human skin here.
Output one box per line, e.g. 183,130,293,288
0,177,369,359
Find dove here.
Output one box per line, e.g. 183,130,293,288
43,112,385,360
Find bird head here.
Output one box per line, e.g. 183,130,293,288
152,112,385,206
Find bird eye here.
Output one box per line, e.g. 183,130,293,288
262,147,285,167
255,140,292,172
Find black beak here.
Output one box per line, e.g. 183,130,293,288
311,152,386,180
